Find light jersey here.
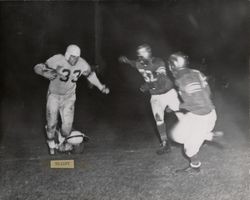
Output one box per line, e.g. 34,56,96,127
135,57,174,94
175,68,214,115
46,54,91,95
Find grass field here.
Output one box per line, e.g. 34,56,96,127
0,88,249,200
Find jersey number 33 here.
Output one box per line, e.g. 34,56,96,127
59,68,82,83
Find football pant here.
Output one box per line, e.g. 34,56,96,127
46,92,76,140
170,109,217,157
150,88,180,125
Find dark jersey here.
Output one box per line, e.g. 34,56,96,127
174,68,214,115
132,57,174,95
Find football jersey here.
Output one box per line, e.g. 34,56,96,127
46,54,91,95
174,68,214,115
135,57,174,95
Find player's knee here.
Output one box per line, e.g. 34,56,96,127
45,125,56,139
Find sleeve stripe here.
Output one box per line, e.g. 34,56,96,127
156,67,166,74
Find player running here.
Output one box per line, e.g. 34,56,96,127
34,44,110,155
168,52,223,173
119,44,180,155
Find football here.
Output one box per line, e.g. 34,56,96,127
66,131,89,145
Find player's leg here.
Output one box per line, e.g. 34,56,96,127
170,112,202,173
176,112,216,173
58,94,76,152
60,99,75,138
203,110,223,141
170,112,191,144
164,89,180,112
180,136,204,173
151,95,171,155
46,93,60,155
163,89,188,122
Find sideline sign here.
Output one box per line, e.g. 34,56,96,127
50,160,74,168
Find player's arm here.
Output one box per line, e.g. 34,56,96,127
33,63,57,80
83,65,110,94
118,56,137,68
196,70,212,97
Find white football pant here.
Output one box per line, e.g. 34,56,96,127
150,89,180,125
170,109,217,157
46,92,76,141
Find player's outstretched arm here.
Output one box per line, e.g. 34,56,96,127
33,63,57,81
86,71,110,94
118,56,136,68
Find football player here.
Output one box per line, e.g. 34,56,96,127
168,52,223,173
34,44,110,155
119,44,180,155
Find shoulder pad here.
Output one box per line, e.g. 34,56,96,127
46,54,65,68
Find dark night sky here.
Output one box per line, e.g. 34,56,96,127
0,0,249,101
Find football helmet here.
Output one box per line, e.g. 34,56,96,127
137,44,152,60
65,44,81,65
168,52,188,72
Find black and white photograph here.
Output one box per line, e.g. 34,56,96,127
0,0,249,199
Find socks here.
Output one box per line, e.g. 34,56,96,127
190,155,201,168
157,123,167,143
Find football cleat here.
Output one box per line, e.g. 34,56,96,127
213,131,224,139
58,142,73,153
72,143,85,154
49,148,56,155
156,140,171,155
47,140,58,155
207,131,224,149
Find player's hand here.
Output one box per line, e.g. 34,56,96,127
43,69,58,80
118,56,129,64
101,85,110,94
165,107,171,113
140,83,150,93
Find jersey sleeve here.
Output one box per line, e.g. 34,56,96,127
78,58,91,77
192,70,208,87
154,58,167,75
194,70,211,96
45,54,64,70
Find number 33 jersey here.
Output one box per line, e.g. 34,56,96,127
46,54,91,95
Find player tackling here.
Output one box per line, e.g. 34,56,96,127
119,44,180,155
34,44,110,155
168,52,223,173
